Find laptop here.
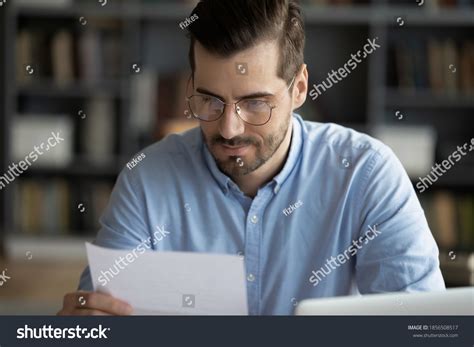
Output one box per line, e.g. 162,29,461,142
295,287,474,315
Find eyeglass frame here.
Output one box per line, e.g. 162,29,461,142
185,75,296,126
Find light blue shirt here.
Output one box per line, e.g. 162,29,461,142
79,114,445,315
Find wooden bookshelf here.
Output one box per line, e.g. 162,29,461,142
0,0,473,284
0,5,6,258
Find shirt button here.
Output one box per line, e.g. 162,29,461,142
250,215,259,224
247,273,255,282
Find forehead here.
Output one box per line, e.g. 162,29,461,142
193,40,280,84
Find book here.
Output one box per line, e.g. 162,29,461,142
102,31,122,80
51,30,75,86
428,39,444,93
13,178,112,235
78,29,102,84
395,41,415,90
130,70,158,142
433,191,458,249
461,42,474,94
396,38,474,95
15,30,50,83
82,97,116,165
15,0,72,7
459,42,473,93
443,39,458,94
16,30,33,85
458,195,473,251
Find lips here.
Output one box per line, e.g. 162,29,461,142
219,144,250,156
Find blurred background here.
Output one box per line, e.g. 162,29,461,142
0,0,473,314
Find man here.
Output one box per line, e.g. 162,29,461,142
58,0,445,316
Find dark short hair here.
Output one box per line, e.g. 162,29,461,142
187,0,305,87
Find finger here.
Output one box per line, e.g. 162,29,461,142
76,292,133,315
63,292,88,309
57,308,111,316
73,309,112,316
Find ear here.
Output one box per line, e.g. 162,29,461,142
292,64,308,110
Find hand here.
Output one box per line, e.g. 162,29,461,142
57,291,133,316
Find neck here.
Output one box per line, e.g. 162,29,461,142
234,121,293,198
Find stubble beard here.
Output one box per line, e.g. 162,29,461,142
205,116,291,177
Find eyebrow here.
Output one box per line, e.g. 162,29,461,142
195,87,275,101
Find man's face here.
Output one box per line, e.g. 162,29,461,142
193,41,294,177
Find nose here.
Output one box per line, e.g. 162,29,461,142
218,104,245,140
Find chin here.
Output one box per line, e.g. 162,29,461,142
217,154,268,177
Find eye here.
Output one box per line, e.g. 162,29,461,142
247,100,262,106
241,99,268,112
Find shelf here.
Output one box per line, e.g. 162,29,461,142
24,159,123,177
13,3,127,19
12,2,194,20
16,80,126,98
123,3,197,20
4,234,92,261
11,4,474,26
303,5,374,25
386,89,474,109
383,6,474,26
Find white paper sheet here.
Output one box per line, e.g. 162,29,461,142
86,243,248,315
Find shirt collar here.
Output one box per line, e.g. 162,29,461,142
201,113,304,195
272,113,303,194
201,130,232,194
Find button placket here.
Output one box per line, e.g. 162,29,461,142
243,187,274,315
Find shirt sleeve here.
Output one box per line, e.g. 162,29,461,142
78,168,150,291
354,146,446,293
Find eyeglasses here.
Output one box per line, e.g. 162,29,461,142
186,76,296,126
